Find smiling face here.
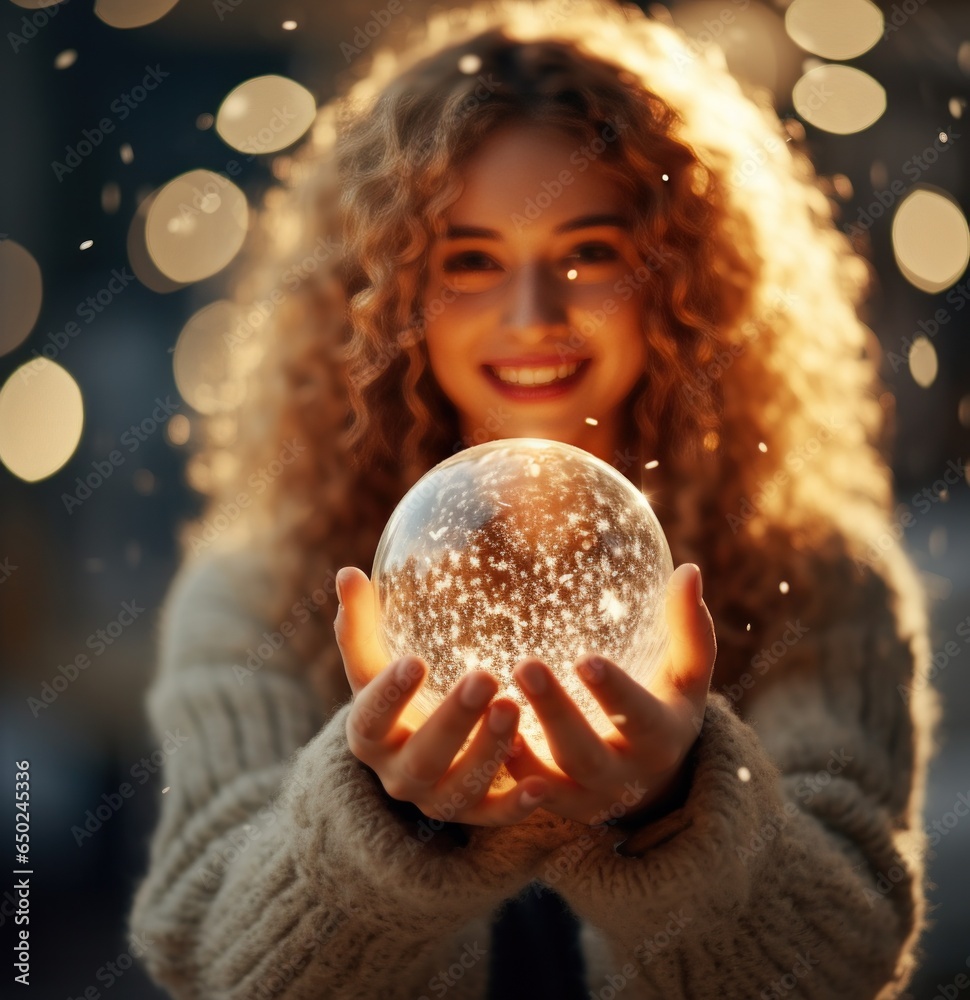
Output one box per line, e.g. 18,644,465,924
421,122,648,464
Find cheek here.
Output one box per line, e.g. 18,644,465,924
422,316,463,388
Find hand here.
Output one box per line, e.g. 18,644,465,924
502,562,715,826
333,566,552,827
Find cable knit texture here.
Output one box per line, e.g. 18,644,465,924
129,543,934,999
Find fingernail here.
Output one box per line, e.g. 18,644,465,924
675,563,702,604
335,570,347,607
578,656,607,684
488,703,515,735
520,788,545,809
519,661,547,696
397,656,423,687
459,673,493,710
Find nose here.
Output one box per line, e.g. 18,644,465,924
502,261,568,341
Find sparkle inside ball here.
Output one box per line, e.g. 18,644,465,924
372,438,673,757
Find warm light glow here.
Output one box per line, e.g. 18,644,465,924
0,240,43,357
120,143,134,164
703,431,720,451
892,188,970,293
644,459,659,470
10,0,64,8
785,0,883,60
173,301,248,414
758,441,768,453
908,336,938,388
54,49,77,69
281,19,297,30
216,75,317,155
585,416,598,426
779,580,790,594
145,169,249,283
79,239,94,250
94,0,180,29
459,53,482,74
0,359,84,482
793,64,885,134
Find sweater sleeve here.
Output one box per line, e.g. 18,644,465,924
128,548,580,1000
543,547,934,1000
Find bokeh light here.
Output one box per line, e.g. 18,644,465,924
216,75,317,155
892,188,970,293
909,336,939,389
101,181,121,214
793,64,886,134
126,189,188,294
0,240,43,357
172,301,250,414
670,1,799,95
784,0,883,60
145,169,249,283
0,358,84,482
94,0,180,29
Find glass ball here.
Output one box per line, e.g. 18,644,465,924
372,438,673,758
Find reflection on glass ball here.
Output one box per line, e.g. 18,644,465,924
372,438,673,758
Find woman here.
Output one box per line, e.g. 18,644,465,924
130,1,935,996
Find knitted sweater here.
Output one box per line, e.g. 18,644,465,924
129,542,932,999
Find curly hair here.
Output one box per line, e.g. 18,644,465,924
177,0,902,702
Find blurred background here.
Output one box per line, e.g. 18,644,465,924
0,0,968,996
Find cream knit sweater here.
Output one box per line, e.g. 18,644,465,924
129,542,932,999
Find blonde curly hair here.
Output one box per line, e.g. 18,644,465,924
178,0,904,701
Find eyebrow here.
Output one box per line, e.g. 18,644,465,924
443,213,628,240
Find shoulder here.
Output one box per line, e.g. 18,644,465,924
156,545,296,677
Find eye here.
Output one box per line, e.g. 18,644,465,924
559,242,626,283
441,251,507,293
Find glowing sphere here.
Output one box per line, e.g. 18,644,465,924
372,438,673,757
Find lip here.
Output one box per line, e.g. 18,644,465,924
481,358,590,400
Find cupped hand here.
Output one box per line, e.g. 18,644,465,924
502,562,716,826
333,566,551,827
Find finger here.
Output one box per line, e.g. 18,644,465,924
512,658,614,787
572,654,669,744
657,563,716,701
345,655,426,754
397,671,499,785
452,776,551,828
439,698,524,808
333,566,388,695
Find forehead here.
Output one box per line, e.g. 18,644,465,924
446,123,625,233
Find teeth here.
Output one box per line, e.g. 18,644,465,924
493,362,579,385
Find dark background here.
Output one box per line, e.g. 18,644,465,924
0,1,968,997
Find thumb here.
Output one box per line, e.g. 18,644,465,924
333,566,388,695
658,563,716,702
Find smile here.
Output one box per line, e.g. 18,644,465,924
488,361,581,385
